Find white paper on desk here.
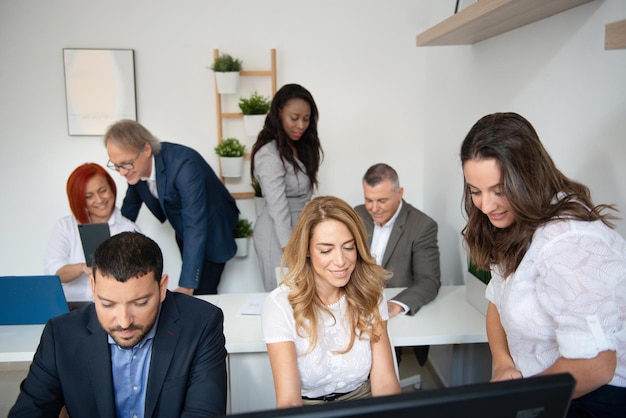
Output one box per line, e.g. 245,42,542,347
239,294,268,315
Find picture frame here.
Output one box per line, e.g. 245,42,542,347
455,0,477,13
63,48,137,136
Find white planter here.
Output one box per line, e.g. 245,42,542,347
243,114,266,138
254,196,265,216
214,72,240,94
219,156,244,178
235,237,249,257
465,270,489,316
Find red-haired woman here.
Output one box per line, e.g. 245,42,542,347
44,163,139,304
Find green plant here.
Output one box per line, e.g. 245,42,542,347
234,218,253,238
468,258,491,285
210,54,243,72
238,90,271,115
215,137,245,157
251,178,263,197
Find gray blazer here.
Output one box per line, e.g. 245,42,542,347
253,141,312,291
355,200,441,314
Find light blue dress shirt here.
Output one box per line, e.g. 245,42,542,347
109,311,160,418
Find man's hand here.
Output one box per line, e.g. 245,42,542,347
174,286,194,295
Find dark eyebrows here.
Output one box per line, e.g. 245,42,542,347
466,182,502,190
96,292,153,304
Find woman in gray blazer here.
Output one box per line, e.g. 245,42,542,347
251,84,323,291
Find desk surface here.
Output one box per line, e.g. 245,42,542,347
0,286,487,362
198,286,488,353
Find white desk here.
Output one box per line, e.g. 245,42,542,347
0,324,44,362
196,286,488,350
197,286,489,413
0,286,489,413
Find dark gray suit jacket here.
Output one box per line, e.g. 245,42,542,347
9,291,227,418
355,200,441,314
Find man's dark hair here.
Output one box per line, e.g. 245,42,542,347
92,231,163,283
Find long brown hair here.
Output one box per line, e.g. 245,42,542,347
460,112,617,277
282,196,391,353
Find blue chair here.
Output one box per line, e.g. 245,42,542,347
0,275,69,325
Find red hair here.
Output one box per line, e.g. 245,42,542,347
66,163,117,224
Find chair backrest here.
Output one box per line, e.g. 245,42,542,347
0,275,69,325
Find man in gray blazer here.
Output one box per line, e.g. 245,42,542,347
354,163,441,370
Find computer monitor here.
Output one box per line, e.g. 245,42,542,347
225,373,575,418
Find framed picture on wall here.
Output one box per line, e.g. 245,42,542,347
63,48,137,136
455,0,477,13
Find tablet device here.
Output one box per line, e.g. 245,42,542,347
78,223,111,267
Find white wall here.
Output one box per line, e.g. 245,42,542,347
0,0,624,295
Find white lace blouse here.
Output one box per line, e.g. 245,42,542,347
486,219,626,387
262,285,389,398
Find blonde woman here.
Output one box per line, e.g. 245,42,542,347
261,196,401,408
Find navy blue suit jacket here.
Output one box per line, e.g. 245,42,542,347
10,291,227,418
121,142,239,289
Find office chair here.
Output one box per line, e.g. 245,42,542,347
0,275,69,325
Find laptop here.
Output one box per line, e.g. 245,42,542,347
78,222,111,267
0,275,70,325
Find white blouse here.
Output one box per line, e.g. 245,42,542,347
44,208,140,302
486,219,626,387
262,284,389,398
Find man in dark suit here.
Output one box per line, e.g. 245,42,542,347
104,120,239,295
354,163,441,374
10,231,227,417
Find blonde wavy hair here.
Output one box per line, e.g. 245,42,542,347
281,195,391,354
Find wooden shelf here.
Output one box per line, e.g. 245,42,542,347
213,49,277,198
231,192,254,200
416,0,595,46
605,18,626,50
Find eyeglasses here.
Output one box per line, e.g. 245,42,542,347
107,150,143,171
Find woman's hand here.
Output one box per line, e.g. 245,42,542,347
491,366,523,382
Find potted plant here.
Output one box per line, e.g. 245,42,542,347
210,53,243,94
238,90,271,137
234,218,253,257
214,137,246,178
251,178,264,216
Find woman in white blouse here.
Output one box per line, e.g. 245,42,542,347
261,196,400,408
44,163,139,305
460,113,626,417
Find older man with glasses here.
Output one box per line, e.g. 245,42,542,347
104,119,239,295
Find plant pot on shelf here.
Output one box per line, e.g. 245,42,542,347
215,72,240,94
219,156,244,178
235,237,249,257
243,114,266,138
239,91,271,137
211,53,242,95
